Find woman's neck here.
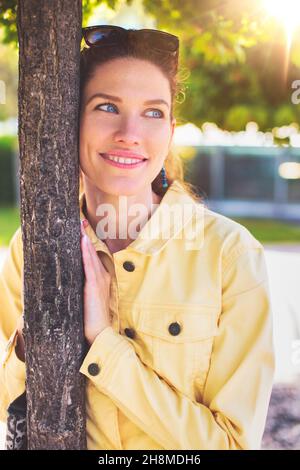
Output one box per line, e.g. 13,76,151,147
82,175,162,253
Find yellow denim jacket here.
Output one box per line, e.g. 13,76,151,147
0,179,275,450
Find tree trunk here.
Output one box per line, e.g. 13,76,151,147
17,0,86,449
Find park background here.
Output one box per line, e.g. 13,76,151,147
0,0,300,449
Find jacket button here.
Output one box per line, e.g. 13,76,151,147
123,261,135,272
168,322,181,336
88,363,100,376
124,327,136,339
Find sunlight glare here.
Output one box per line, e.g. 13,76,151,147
263,0,300,44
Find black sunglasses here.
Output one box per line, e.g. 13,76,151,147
82,25,179,57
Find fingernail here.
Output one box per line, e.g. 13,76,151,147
80,221,87,238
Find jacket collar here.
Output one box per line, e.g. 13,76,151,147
79,180,204,256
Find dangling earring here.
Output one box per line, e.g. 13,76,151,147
161,165,168,189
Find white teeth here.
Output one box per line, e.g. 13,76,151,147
104,154,143,164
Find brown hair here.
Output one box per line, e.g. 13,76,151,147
79,32,202,203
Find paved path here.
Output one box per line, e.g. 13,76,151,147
262,246,300,383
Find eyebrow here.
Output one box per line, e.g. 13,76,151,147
85,92,170,109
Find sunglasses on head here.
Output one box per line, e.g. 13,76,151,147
82,25,179,58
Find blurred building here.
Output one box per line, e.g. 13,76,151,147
174,122,300,221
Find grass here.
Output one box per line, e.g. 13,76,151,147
0,206,300,246
0,206,20,247
232,218,300,243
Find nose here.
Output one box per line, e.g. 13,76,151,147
113,116,142,146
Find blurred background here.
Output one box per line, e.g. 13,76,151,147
0,0,300,449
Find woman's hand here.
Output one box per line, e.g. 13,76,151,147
16,313,25,362
14,222,110,360
15,219,110,360
80,219,112,346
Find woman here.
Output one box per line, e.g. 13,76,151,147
0,25,275,450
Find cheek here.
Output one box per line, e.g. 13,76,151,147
149,124,172,153
79,116,89,144
80,114,112,141
80,114,172,159
79,118,95,167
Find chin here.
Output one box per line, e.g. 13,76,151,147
98,178,146,197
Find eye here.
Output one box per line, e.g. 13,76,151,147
94,103,164,119
94,102,118,113
145,109,164,119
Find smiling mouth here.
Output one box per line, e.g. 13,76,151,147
99,153,148,168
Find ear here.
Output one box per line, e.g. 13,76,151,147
168,118,176,152
171,117,176,139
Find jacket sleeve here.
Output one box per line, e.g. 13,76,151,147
79,244,275,450
0,227,26,422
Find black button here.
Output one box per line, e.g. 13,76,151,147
88,363,100,376
124,327,136,339
123,261,135,272
168,322,181,336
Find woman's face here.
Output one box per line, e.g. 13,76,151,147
79,57,176,196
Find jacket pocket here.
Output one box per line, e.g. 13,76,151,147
136,304,220,398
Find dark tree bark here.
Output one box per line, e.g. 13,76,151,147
17,0,86,449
